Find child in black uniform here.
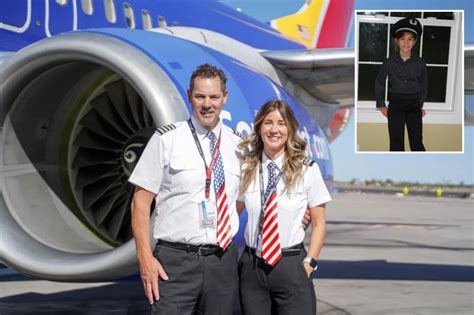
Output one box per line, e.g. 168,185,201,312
375,17,427,151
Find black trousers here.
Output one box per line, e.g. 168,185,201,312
151,242,238,315
387,105,426,151
239,248,316,315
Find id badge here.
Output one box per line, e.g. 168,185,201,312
255,234,263,257
199,200,217,229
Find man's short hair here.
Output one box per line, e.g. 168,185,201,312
189,64,227,93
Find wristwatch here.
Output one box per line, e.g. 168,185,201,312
303,256,318,271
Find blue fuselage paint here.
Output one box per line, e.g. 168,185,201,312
1,1,333,249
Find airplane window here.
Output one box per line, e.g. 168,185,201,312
104,0,117,23
142,10,152,29
56,0,68,6
81,0,93,15
123,3,135,29
158,16,167,28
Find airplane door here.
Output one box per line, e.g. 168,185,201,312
46,0,77,36
0,0,30,33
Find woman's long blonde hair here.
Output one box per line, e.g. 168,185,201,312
239,100,307,194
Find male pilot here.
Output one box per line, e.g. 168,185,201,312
129,64,243,314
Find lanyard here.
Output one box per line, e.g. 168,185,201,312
187,119,222,200
257,161,282,236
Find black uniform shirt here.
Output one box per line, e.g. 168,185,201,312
374,53,428,108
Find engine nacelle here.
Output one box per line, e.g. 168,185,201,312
0,29,332,281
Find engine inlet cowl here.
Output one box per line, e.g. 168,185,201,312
0,30,188,281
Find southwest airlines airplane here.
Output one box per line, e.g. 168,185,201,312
0,0,352,281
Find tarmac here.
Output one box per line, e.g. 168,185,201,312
1,192,473,314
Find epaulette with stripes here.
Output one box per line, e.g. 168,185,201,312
232,128,245,140
155,124,176,136
302,156,315,166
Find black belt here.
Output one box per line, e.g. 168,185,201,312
245,242,304,257
157,240,230,256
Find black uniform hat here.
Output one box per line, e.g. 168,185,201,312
392,17,423,38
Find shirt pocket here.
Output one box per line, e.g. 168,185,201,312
169,156,201,194
284,183,307,210
243,184,261,219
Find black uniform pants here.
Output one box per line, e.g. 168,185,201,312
388,105,426,151
151,242,238,315
239,248,316,315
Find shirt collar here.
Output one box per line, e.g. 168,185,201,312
394,52,417,63
190,114,222,141
262,151,284,171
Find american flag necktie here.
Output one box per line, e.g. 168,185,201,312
208,131,232,250
261,161,282,266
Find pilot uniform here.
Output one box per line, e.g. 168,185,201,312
129,115,242,314
238,153,331,315
374,17,427,151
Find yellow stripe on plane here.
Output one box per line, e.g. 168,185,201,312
270,0,329,49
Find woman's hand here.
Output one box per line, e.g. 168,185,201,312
379,107,388,117
305,204,326,280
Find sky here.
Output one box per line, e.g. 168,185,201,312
219,0,474,185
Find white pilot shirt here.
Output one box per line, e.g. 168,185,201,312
242,153,331,248
129,116,242,245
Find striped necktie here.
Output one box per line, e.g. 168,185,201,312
261,161,282,266
208,131,232,250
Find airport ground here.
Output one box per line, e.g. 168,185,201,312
0,192,473,314
332,182,473,199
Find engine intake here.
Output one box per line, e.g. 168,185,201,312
0,31,188,280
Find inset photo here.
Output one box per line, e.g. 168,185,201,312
355,11,464,152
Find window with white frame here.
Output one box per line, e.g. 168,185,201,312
81,0,93,15
104,0,116,23
142,10,152,29
356,11,461,113
123,3,135,29
157,16,167,27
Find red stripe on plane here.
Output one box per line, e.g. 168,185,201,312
316,0,354,48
